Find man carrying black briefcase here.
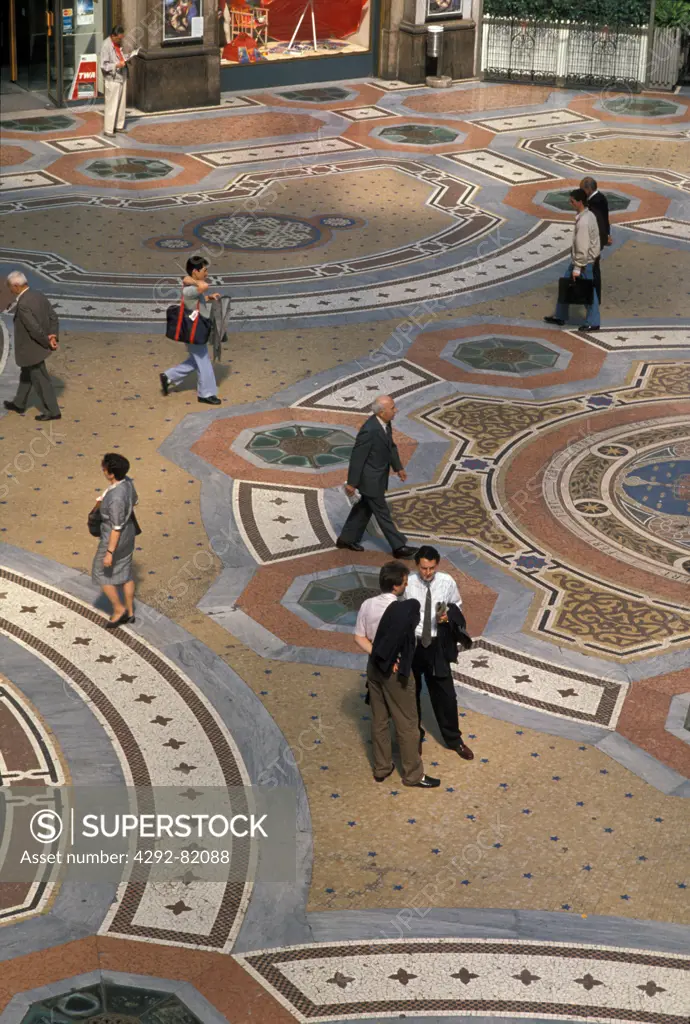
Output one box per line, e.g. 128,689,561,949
544,188,601,333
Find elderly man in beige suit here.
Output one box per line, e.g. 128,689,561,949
100,25,132,136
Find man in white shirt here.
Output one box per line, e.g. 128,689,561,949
355,561,440,788
100,26,131,137
544,188,601,333
405,545,474,761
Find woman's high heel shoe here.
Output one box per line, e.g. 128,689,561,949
105,612,130,630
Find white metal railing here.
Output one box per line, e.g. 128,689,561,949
481,16,654,88
648,26,685,89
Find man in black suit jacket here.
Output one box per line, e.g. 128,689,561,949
581,177,611,304
337,395,416,558
3,271,61,421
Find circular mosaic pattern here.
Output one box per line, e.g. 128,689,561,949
193,214,320,251
299,569,381,626
603,96,680,117
619,448,690,548
543,189,630,212
543,421,690,581
154,237,195,250
320,215,357,228
0,114,75,132
378,123,459,145
84,157,175,181
278,86,350,102
453,337,560,374
247,425,354,468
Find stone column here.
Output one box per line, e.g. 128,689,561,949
396,0,428,84
123,0,220,112
394,0,476,84
378,0,406,79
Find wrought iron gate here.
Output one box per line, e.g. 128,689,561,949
483,19,559,84
482,17,650,89
564,23,645,88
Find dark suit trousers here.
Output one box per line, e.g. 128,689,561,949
413,639,464,750
593,256,602,303
14,362,60,416
339,492,406,552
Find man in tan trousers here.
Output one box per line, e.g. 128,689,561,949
355,561,441,789
100,26,130,137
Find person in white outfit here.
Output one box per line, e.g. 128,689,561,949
100,26,130,137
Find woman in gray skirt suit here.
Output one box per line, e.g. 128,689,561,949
92,452,138,629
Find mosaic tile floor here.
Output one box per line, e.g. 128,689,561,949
0,78,688,1024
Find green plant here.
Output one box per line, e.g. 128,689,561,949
654,0,690,28
483,0,652,24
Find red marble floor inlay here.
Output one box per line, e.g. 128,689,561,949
405,84,555,116
343,115,495,155
503,178,670,223
44,148,209,191
0,145,33,167
406,324,605,389
238,548,498,654
191,408,417,489
616,666,690,776
570,91,690,125
129,111,327,147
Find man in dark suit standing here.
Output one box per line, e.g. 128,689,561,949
3,271,61,421
580,177,611,304
337,395,416,559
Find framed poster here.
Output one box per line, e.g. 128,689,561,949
427,0,464,15
163,0,203,41
77,0,94,25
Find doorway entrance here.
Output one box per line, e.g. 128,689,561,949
1,0,106,106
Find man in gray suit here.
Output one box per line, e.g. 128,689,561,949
3,271,62,421
337,395,416,558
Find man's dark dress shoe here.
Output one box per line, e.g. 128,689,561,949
3,401,25,414
160,372,170,396
198,396,222,405
456,744,474,761
336,539,364,552
578,325,600,332
393,546,417,559
36,413,61,421
543,316,565,326
404,775,441,788
374,764,395,782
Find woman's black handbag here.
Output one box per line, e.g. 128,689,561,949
87,499,142,537
87,504,102,537
558,276,594,306
166,296,211,345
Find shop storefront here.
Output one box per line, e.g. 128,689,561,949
2,0,476,110
1,0,105,103
217,0,378,88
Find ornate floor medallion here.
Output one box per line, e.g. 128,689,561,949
0,675,66,925
149,212,364,253
545,422,690,583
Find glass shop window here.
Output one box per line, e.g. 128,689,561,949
59,0,104,100
217,0,372,66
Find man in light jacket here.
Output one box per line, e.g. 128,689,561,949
545,188,601,333
100,25,131,137
581,176,611,303
3,271,61,421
